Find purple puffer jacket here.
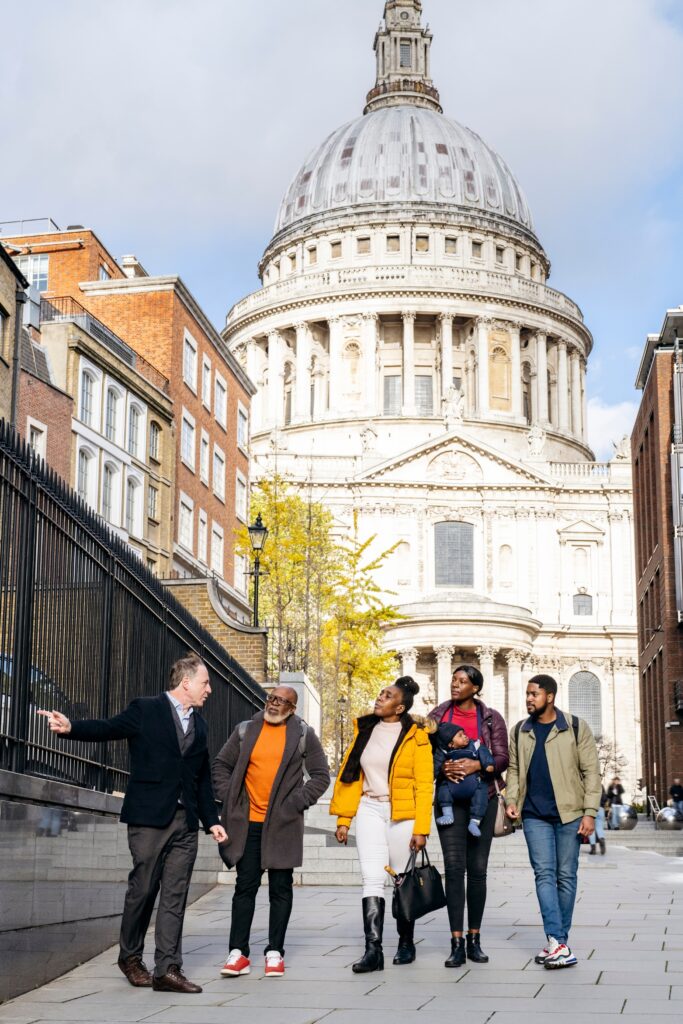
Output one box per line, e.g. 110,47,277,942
428,698,509,797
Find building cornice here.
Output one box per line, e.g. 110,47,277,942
81,276,257,397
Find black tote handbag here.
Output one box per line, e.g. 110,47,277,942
391,849,447,922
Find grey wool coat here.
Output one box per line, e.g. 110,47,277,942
212,712,330,870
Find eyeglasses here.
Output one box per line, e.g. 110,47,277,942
266,694,295,709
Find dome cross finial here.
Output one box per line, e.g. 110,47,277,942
364,0,442,114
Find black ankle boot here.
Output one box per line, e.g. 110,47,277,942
466,932,489,963
392,915,415,965
352,897,385,973
444,936,466,968
599,838,606,855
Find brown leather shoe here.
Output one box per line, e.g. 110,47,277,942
118,956,152,987
152,966,202,994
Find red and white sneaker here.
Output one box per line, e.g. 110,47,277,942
220,949,251,976
543,937,577,970
264,950,285,978
534,945,550,965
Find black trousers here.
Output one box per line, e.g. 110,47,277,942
120,809,198,977
437,796,497,933
229,821,294,957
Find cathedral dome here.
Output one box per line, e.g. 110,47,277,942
274,104,535,239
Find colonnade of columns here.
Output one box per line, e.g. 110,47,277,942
400,644,532,725
249,310,589,443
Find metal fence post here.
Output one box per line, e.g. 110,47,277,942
97,555,114,791
9,453,37,774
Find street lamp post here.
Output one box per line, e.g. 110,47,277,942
248,513,268,627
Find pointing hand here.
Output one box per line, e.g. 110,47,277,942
37,710,72,734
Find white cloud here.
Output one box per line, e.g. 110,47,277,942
587,397,638,461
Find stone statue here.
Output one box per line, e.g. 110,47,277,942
611,435,631,461
442,385,465,427
527,425,546,458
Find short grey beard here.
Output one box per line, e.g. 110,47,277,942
264,708,293,725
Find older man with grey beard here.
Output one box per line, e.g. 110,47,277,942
212,686,330,979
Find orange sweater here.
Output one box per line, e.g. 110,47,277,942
245,722,287,822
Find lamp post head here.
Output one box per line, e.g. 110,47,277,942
248,513,268,553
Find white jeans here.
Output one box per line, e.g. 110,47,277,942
355,796,415,899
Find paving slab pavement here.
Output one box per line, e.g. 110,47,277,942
1,845,681,1023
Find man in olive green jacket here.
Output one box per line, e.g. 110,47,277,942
505,675,601,971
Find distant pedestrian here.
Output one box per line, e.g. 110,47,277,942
505,675,601,970
433,723,495,835
428,665,509,968
38,653,227,994
670,778,683,817
589,787,608,855
212,687,330,979
332,677,434,973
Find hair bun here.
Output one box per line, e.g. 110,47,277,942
396,675,419,696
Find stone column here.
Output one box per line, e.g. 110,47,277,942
509,322,523,418
435,645,455,704
536,332,549,424
294,322,311,423
505,650,525,725
476,317,490,417
402,312,416,416
570,347,582,438
557,338,569,431
581,359,588,444
475,645,499,700
267,331,283,428
246,339,260,429
362,313,379,415
400,647,418,678
440,315,454,400
328,317,344,415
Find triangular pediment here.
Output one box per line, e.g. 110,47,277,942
557,519,606,542
354,427,553,487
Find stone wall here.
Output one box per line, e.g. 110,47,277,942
0,770,222,1002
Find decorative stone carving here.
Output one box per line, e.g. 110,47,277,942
360,424,379,454
527,425,546,458
442,385,465,427
427,449,483,482
612,435,631,461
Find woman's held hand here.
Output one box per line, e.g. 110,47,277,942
410,833,427,851
335,825,349,845
443,758,481,780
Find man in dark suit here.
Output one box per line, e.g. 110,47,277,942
39,653,227,994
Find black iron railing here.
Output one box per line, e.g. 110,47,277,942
0,420,265,792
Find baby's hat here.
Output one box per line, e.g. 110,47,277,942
437,723,467,744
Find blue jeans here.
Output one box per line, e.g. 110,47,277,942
589,807,605,844
523,816,582,944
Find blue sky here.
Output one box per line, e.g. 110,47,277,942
2,0,682,458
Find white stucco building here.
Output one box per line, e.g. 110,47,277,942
225,0,640,786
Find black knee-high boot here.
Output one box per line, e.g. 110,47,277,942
393,914,416,965
352,897,385,973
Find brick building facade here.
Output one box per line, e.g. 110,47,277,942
633,311,683,805
0,244,28,423
2,225,255,623
16,330,73,480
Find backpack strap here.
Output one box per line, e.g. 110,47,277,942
514,719,522,761
571,714,579,745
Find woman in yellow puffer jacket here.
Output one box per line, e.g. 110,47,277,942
331,676,435,973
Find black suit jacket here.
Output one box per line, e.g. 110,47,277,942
67,694,219,832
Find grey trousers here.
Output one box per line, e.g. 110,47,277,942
119,809,199,977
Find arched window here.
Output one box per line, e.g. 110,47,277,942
77,449,92,502
568,671,602,738
435,521,474,587
102,463,116,522
125,478,139,536
128,406,140,457
105,388,119,442
283,363,294,425
149,421,161,461
573,593,593,616
81,371,94,426
490,345,511,411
